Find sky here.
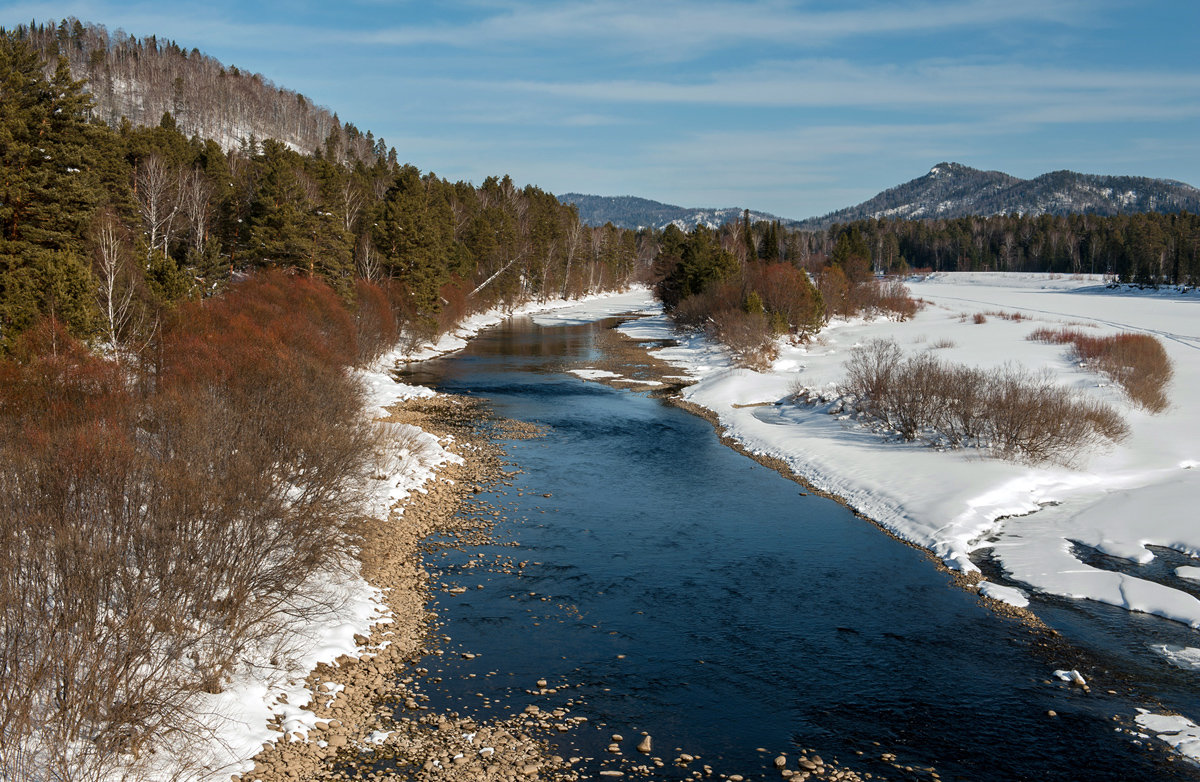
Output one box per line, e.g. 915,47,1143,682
2,0,1199,219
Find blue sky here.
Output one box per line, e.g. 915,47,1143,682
3,0,1198,219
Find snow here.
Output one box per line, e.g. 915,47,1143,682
1053,669,1087,686
576,274,1200,762
570,369,621,380
978,581,1029,608
1136,710,1200,761
1153,645,1200,672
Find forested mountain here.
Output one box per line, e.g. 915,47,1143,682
558,193,793,231
796,162,1200,229
6,18,382,164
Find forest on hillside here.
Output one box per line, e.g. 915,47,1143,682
10,17,382,164
0,30,643,354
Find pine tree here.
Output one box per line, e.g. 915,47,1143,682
0,36,106,344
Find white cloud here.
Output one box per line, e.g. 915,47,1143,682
349,0,1092,57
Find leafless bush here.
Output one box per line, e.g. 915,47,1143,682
709,308,778,371
840,338,1128,463
972,312,987,325
983,365,1128,463
670,293,714,330
1029,327,1173,412
875,277,920,320
929,338,956,349
843,338,903,417
0,272,393,779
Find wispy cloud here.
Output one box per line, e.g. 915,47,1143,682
349,0,1092,56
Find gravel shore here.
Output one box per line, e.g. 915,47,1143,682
239,395,581,782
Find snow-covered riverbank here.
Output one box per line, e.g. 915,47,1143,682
536,276,1200,761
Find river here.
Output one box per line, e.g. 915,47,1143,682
398,314,1196,781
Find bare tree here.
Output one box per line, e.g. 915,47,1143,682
178,167,213,256
134,154,181,260
91,208,137,355
355,234,381,282
339,180,365,234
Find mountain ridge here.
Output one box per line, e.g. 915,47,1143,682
794,162,1200,228
563,163,1200,231
556,193,791,232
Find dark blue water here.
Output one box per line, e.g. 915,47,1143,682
399,316,1196,781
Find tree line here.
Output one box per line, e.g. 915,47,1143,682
642,213,916,369
793,212,1200,285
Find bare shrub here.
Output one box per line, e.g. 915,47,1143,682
354,278,398,364
983,365,1126,463
842,338,903,416
875,277,920,320
840,338,1128,463
817,265,850,320
972,312,987,325
710,308,778,371
929,338,956,349
1029,327,1173,412
0,271,394,779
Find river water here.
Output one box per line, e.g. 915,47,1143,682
398,315,1197,781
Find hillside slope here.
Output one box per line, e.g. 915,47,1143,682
8,18,381,163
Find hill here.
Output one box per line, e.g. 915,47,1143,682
7,18,382,164
796,162,1200,228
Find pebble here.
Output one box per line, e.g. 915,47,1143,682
637,735,653,753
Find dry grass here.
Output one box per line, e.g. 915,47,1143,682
972,312,987,325
1029,327,1173,413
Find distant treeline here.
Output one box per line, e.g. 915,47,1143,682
0,31,642,353
739,213,1200,285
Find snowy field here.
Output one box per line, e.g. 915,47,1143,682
556,274,1200,760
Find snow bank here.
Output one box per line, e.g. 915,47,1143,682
607,273,1200,760
620,273,1200,625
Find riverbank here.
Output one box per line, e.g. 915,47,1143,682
238,394,585,782
530,277,1200,763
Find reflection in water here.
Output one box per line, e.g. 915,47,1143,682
398,316,1197,782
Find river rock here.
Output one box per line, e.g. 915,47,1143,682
637,735,652,753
